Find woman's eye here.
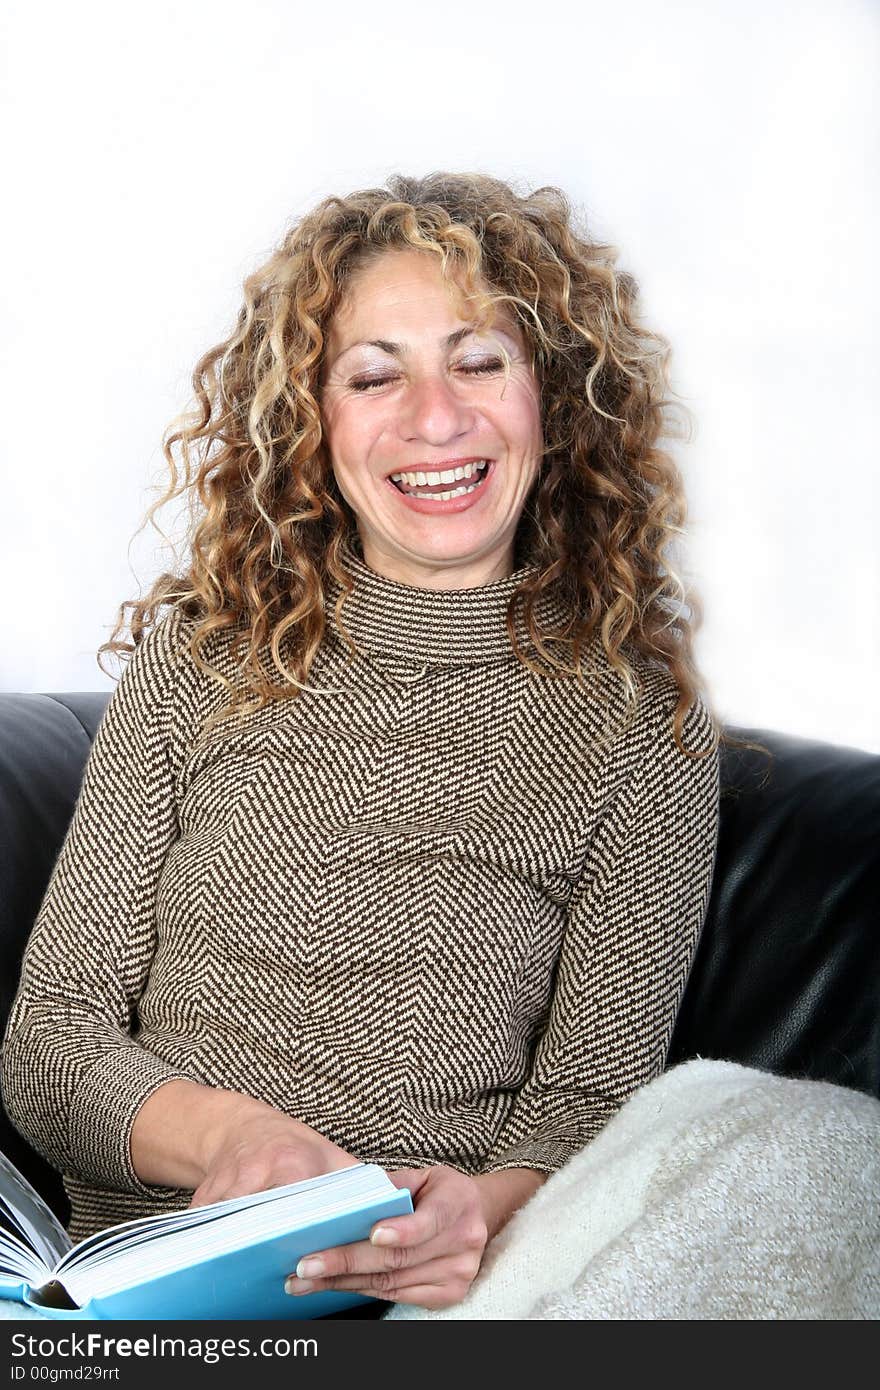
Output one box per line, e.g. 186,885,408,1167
348,358,503,393
457,357,504,376
350,375,398,392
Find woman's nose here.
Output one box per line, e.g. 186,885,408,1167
398,374,476,444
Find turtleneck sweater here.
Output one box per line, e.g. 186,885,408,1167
2,544,719,1243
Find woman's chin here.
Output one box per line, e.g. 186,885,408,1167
362,530,515,587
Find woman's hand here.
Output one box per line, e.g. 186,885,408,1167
188,1094,358,1209
284,1165,489,1310
131,1080,358,1200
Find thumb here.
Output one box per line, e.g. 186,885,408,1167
384,1167,430,1197
369,1168,430,1246
383,1167,425,1189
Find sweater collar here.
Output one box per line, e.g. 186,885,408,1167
325,536,572,667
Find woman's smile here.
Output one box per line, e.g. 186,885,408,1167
386,457,495,510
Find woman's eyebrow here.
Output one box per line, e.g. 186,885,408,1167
333,325,512,365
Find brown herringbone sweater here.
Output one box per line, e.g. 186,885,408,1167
2,547,719,1242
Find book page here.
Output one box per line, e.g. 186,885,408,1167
0,1226,50,1288
57,1160,370,1272
0,1149,70,1270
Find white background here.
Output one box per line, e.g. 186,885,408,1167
2,0,877,751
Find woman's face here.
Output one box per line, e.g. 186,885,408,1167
320,248,544,588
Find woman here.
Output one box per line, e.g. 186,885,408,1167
1,172,720,1313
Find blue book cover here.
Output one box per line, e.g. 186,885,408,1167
0,1154,412,1321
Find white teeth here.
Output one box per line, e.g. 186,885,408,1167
390,460,489,486
407,479,484,501
428,481,482,500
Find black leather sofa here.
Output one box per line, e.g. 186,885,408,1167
1,691,878,1227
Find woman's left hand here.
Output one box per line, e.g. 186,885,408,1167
284,1165,489,1310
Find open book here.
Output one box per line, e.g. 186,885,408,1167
0,1149,413,1320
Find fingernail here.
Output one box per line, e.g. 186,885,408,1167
371,1226,399,1246
285,1277,316,1295
296,1257,324,1278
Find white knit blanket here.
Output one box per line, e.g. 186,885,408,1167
384,1059,880,1320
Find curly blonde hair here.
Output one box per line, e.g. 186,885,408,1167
101,171,718,755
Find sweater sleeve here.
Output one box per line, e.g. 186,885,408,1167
479,693,720,1176
1,610,201,1196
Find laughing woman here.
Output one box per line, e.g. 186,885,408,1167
1,173,720,1314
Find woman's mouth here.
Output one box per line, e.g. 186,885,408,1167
386,459,494,513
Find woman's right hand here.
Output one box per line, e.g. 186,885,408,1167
188,1093,359,1208
130,1079,358,1204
